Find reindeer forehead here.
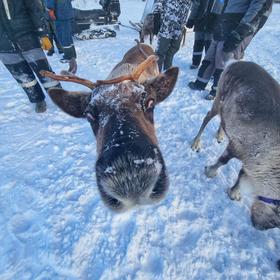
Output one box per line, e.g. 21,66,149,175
90,82,146,109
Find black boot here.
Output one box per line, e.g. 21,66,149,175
188,80,206,91
35,100,47,113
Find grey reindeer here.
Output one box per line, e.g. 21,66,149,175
191,61,280,267
41,42,178,212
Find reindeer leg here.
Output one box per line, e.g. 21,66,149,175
205,143,234,178
227,168,245,201
216,124,224,143
191,98,220,151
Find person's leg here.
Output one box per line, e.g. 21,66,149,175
46,21,55,56
191,31,205,68
163,36,182,70
188,40,218,91
0,52,45,104
21,48,60,90
206,41,229,100
204,32,213,52
49,21,63,54
156,36,171,72
56,20,77,61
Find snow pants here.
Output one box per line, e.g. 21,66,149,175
0,48,60,103
196,35,254,91
156,35,182,71
192,31,213,67
55,19,77,59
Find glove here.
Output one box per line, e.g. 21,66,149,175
223,30,242,53
186,19,195,29
48,9,56,21
223,23,254,53
153,12,161,35
40,36,53,51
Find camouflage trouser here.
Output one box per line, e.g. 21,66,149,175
196,34,254,90
156,35,182,71
0,48,60,103
192,31,213,67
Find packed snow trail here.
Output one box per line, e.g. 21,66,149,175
0,1,279,279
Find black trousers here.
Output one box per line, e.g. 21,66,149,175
192,31,213,67
0,48,60,103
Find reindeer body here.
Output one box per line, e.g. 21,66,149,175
140,14,155,45
43,43,178,212
192,61,280,231
108,43,159,81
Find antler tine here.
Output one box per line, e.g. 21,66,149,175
96,55,158,86
40,70,96,90
131,55,158,80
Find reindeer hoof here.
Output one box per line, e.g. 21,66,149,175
205,166,217,178
191,139,201,152
227,187,241,201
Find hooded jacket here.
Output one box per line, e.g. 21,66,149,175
0,0,48,52
153,0,192,40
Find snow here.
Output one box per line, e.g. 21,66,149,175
0,1,280,279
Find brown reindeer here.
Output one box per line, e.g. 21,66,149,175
41,42,178,212
191,61,280,233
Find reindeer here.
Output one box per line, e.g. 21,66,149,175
140,13,155,45
191,61,280,234
41,42,178,212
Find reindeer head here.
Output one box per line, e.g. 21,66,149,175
42,56,178,212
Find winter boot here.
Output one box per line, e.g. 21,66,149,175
188,80,206,91
35,100,47,113
190,64,199,70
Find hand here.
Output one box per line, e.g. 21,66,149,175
223,23,254,53
223,30,242,53
40,36,53,51
186,19,194,29
48,9,56,20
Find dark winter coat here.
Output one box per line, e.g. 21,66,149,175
189,0,225,33
153,0,192,40
45,0,74,21
0,0,48,52
215,0,272,41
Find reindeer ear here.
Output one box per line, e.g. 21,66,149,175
48,88,91,118
143,67,179,103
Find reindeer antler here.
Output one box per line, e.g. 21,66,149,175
96,55,158,85
40,70,97,89
40,55,158,89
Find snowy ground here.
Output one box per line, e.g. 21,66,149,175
0,1,280,279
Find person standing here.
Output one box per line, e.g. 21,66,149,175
43,0,63,56
0,0,61,113
186,0,225,69
46,0,77,62
153,0,192,71
188,0,273,100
